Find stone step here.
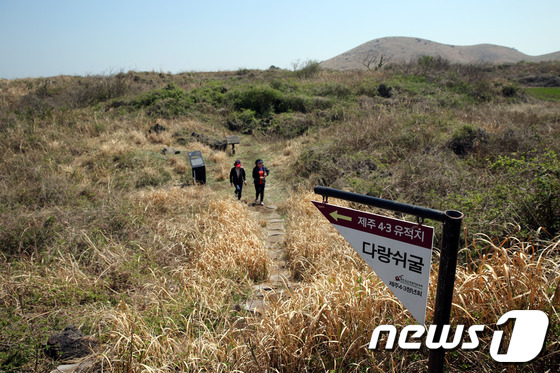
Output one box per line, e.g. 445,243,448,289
268,263,288,273
241,188,296,316
253,283,275,292
269,273,291,284
268,249,284,260
266,235,285,243
267,222,285,231
242,299,266,314
265,241,281,249
268,230,284,238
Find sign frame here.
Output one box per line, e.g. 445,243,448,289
313,186,463,373
312,201,434,325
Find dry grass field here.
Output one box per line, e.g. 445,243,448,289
1,61,559,371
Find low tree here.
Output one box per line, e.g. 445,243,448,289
360,50,390,71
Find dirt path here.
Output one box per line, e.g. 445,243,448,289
218,136,299,313
240,203,298,313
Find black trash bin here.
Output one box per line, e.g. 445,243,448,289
187,151,206,184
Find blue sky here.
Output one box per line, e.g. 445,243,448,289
1,0,559,79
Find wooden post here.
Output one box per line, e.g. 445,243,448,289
226,136,240,155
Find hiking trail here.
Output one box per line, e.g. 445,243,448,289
240,202,298,314
218,136,300,314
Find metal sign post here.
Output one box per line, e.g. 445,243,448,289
313,186,463,373
428,209,463,372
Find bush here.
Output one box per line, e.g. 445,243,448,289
227,85,282,117
133,82,193,117
227,109,258,133
377,84,392,98
490,151,560,235
418,55,451,71
276,94,309,113
447,124,489,157
268,113,310,139
315,83,352,98
190,81,227,104
501,85,517,97
226,85,318,118
73,73,132,107
294,60,321,78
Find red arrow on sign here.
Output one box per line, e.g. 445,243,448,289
312,201,432,249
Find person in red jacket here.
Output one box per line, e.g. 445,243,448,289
252,159,270,205
229,159,246,200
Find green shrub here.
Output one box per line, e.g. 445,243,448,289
315,83,352,98
227,109,258,133
277,94,309,113
134,82,185,107
269,78,298,93
268,113,309,138
133,82,193,117
490,151,560,235
294,60,321,78
227,85,282,117
226,85,318,118
190,81,227,104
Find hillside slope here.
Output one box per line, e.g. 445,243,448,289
1,65,559,372
320,36,560,70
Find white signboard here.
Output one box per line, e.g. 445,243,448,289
313,201,434,325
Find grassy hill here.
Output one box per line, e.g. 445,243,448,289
1,60,559,371
320,37,560,70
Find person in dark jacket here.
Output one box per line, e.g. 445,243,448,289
229,159,246,200
252,159,270,205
